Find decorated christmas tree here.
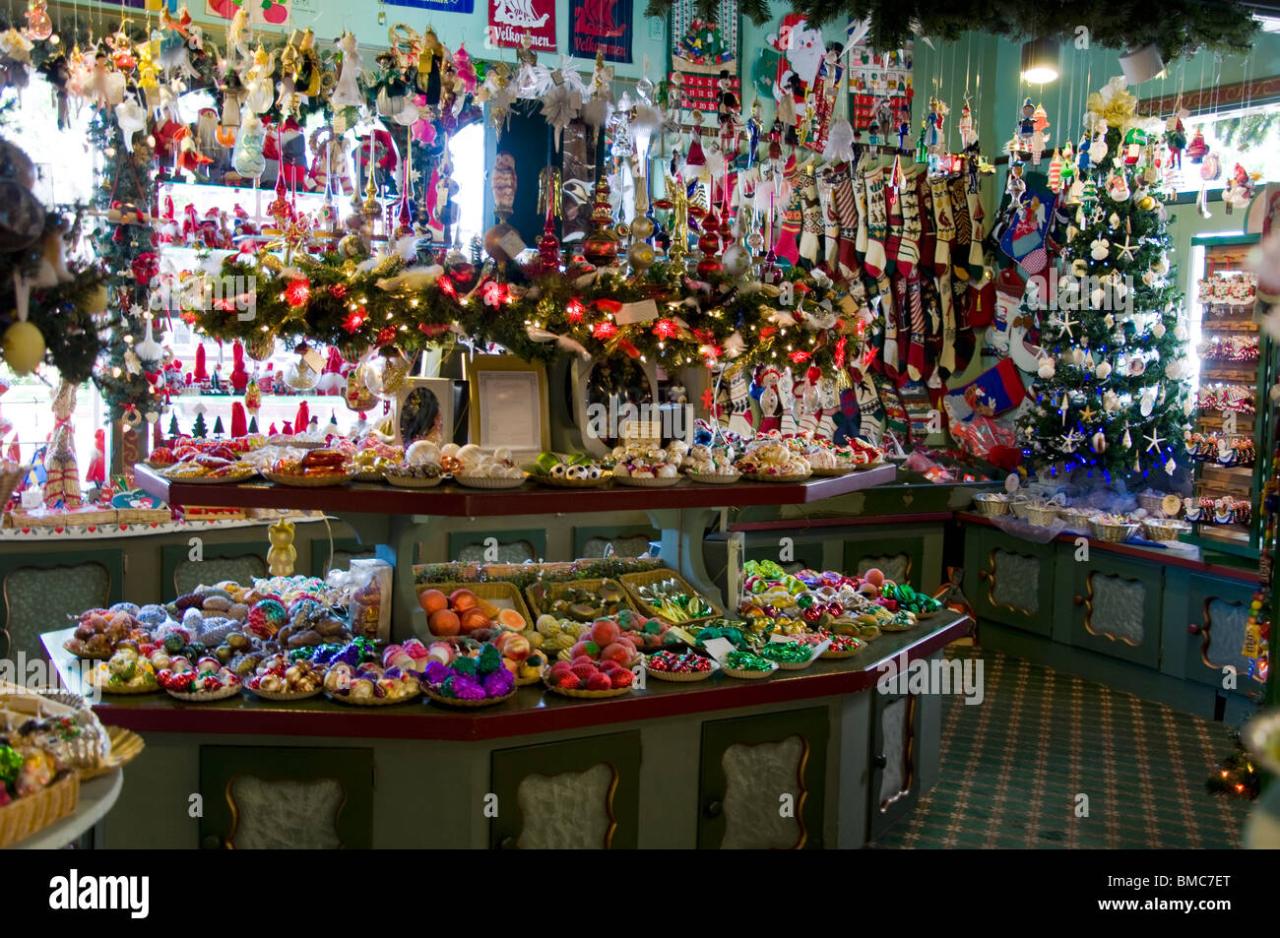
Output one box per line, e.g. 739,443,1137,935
1017,79,1192,484
212,416,225,437
89,114,158,423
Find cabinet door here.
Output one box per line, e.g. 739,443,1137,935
1182,573,1261,693
869,690,921,840
198,746,374,849
698,708,828,849
966,529,1055,635
844,536,924,589
490,731,641,849
1064,555,1162,668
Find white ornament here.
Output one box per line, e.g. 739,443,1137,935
1173,323,1188,341
1151,321,1166,339
1071,258,1088,278
1090,287,1106,308
1071,348,1085,365
1122,427,1132,448
1144,428,1165,453
1164,457,1176,476
1037,357,1056,380
1142,270,1157,286
1091,431,1107,453
1108,212,1121,228
1096,361,1113,381
1090,238,1111,261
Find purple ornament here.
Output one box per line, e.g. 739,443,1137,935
449,674,486,700
483,668,515,698
424,661,449,686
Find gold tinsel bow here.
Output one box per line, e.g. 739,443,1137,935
1086,77,1138,131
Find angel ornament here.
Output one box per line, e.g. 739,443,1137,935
309,126,353,196
331,31,364,109
244,45,277,114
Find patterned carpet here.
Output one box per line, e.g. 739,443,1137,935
875,647,1253,849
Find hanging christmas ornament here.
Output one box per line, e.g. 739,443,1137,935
1164,457,1176,476
1122,427,1132,448
1091,431,1107,453
581,175,620,268
1037,357,1056,380
1096,361,1113,381
484,152,523,264
1090,237,1110,261
283,347,320,391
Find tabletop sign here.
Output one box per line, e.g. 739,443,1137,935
498,229,527,259
301,346,326,374
700,637,736,665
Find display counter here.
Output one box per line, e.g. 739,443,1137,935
44,613,971,849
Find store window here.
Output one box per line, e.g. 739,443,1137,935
0,74,485,484
1172,102,1280,193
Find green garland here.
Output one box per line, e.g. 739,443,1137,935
646,0,1259,58
189,249,854,377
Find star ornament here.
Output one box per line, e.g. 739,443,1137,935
1144,428,1164,453
1060,429,1084,453
1117,234,1137,261
1079,405,1097,423
1050,311,1078,339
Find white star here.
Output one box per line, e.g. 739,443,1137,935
1051,311,1077,338
129,304,144,319
1060,429,1084,453
1117,235,1137,261
1144,428,1164,453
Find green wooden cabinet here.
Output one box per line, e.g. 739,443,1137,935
868,690,922,840
965,527,1055,636
448,528,546,564
161,540,266,596
844,535,923,589
198,746,374,849
1179,572,1260,695
489,731,641,849
0,550,123,661
1061,553,1162,669
698,707,828,849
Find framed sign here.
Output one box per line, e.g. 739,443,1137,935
393,378,455,447
570,356,660,457
465,355,550,459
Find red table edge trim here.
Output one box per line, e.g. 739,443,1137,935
729,512,955,532
90,615,973,742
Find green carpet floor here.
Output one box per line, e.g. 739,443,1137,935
874,646,1253,849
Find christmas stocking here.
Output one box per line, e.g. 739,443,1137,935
951,283,977,375
879,277,901,382
884,176,904,277
916,173,937,272
903,275,928,382
862,166,888,278
726,368,755,438
948,177,972,279
817,167,841,269
897,165,923,277
966,189,987,280
929,177,955,277
935,269,956,374
831,162,860,278
854,166,869,255
799,177,823,268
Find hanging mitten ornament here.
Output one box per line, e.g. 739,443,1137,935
1186,127,1208,163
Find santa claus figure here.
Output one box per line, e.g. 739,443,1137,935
770,14,825,147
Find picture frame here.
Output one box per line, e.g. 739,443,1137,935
390,377,455,447
570,355,663,457
464,355,550,459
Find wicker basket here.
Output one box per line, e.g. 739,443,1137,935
0,462,26,507
524,578,634,621
166,682,243,702
644,658,718,682
743,471,812,483
721,662,779,680
613,474,681,487
973,494,1011,517
0,771,79,848
535,474,611,489
381,471,444,488
1142,518,1191,542
80,727,144,782
542,681,635,699
453,474,527,489
167,468,259,484
62,642,113,662
820,647,863,660
1137,492,1169,516
245,685,322,702
619,567,723,626
425,687,516,708
1023,503,1060,527
808,466,850,478
685,471,742,484
264,469,356,487
417,580,535,637
1090,518,1138,543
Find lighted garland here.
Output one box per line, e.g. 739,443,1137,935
189,249,870,378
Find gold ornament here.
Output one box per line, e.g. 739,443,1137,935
627,240,655,275
2,319,44,374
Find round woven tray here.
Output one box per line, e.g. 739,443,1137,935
644,659,718,682
515,671,545,687
425,687,516,708
165,682,242,702
353,470,385,483
685,471,741,484
453,474,527,489
850,459,886,471
264,470,356,487
245,685,322,702
613,474,681,487
536,474,610,488
381,472,444,488
721,663,778,680
808,466,850,477
543,681,635,699
325,687,421,706
164,468,258,484
743,472,812,483
774,657,817,671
